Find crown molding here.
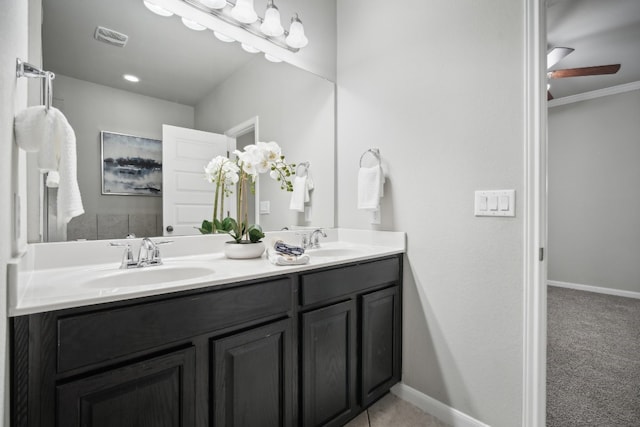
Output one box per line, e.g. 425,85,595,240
548,81,640,108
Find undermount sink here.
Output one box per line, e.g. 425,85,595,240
307,247,366,258
81,265,216,289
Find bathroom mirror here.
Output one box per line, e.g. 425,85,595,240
29,0,335,242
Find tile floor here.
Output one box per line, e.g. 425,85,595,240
343,393,450,427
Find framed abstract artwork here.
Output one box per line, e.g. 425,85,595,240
101,131,162,196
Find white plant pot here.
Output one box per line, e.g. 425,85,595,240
224,240,266,259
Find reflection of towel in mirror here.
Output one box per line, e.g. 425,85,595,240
289,175,314,212
357,165,385,210
14,106,84,225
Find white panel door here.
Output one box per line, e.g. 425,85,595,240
162,125,232,236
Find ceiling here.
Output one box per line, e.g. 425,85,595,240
43,0,257,106
43,0,640,104
547,0,640,99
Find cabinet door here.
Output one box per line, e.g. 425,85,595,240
213,319,293,427
57,347,195,427
361,286,401,407
301,300,357,427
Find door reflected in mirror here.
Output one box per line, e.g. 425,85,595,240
31,0,335,242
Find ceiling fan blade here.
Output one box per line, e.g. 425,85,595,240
547,91,554,101
547,47,574,69
549,64,621,79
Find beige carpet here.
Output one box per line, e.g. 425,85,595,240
547,286,640,426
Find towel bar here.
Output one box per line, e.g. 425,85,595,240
16,58,55,110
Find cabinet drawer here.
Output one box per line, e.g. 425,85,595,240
57,278,292,373
300,257,400,306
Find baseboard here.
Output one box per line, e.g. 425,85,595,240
548,280,640,300
391,383,490,427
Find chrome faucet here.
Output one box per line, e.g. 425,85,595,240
308,229,327,249
110,238,173,269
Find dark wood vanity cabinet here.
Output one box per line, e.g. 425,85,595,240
299,256,402,427
11,255,402,427
57,347,196,427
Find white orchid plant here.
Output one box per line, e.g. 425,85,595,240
199,141,294,243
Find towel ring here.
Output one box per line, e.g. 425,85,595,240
359,148,381,167
296,161,310,177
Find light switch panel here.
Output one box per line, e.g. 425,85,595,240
475,190,515,217
259,201,270,214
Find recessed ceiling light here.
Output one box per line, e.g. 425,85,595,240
123,74,140,83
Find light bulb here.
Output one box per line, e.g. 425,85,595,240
286,14,308,49
213,31,235,43
181,17,206,31
143,0,174,17
231,0,258,24
241,43,260,53
264,53,282,63
198,0,226,9
260,1,284,37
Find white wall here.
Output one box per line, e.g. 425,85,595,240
549,89,640,293
0,1,29,424
50,74,194,235
195,58,335,232
336,1,526,426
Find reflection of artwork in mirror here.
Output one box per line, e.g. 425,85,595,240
101,131,162,196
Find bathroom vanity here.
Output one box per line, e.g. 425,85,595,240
9,230,404,427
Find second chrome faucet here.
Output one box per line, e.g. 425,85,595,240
301,229,327,249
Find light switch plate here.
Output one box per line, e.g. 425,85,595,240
259,200,270,214
475,190,515,217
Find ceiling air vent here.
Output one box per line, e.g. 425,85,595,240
94,26,129,48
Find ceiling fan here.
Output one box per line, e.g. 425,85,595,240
546,47,621,100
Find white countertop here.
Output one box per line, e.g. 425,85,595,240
8,229,405,316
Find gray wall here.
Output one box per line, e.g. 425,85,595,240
53,74,194,240
549,89,640,293
336,0,525,425
195,58,335,232
1,1,29,424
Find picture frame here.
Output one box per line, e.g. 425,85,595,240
101,131,162,196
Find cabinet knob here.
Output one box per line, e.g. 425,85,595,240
166,225,174,233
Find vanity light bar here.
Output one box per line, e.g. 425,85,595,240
181,0,302,53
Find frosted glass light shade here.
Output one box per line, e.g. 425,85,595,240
286,15,308,48
181,17,207,31
213,31,235,42
199,0,226,9
143,0,174,17
241,43,260,53
231,0,258,24
260,4,284,37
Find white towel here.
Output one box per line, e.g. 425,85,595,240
357,165,385,210
267,247,310,266
14,106,84,225
289,175,308,212
14,106,49,152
